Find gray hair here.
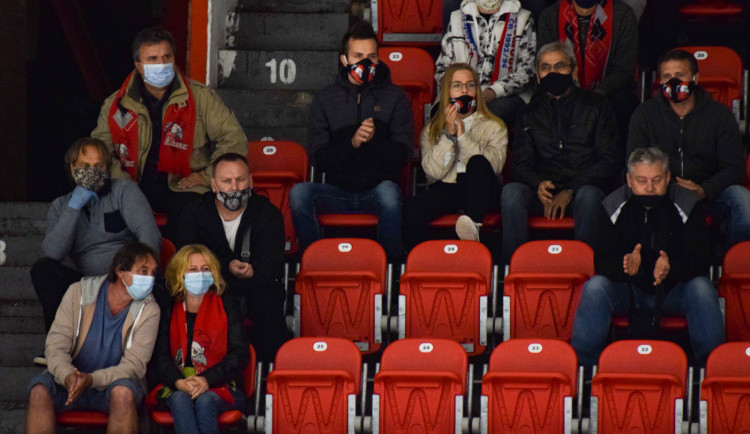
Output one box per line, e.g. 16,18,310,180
627,147,670,174
536,42,577,72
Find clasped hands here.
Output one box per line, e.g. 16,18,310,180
537,180,573,219
175,375,210,399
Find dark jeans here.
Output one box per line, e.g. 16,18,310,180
30,258,82,331
139,178,201,241
166,388,245,434
230,278,289,363
404,155,500,248
500,182,603,263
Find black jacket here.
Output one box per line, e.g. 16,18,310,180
627,87,746,201
151,292,249,390
513,86,623,193
596,184,710,294
538,0,638,97
308,62,413,192
177,192,285,297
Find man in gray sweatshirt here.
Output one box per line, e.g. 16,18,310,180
30,138,161,349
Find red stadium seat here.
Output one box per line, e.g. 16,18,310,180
528,216,574,231
718,241,750,341
153,211,168,230
429,213,502,229
147,345,257,428
399,240,493,355
266,337,361,433
700,342,750,433
247,140,309,255
379,46,435,157
503,240,594,341
56,410,109,428
160,237,176,268
373,338,467,433
372,0,443,45
294,238,387,354
481,339,577,433
591,340,687,434
680,0,743,20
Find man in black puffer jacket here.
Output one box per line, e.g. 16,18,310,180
289,21,413,260
628,48,750,248
571,147,724,367
501,41,622,263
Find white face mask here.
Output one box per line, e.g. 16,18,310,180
476,0,502,11
142,63,175,88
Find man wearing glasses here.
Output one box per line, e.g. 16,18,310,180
500,42,622,263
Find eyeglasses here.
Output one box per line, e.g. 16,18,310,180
450,81,478,91
538,62,572,73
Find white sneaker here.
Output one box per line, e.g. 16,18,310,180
455,215,480,241
33,355,47,366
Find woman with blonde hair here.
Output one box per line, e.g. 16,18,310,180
404,63,508,247
150,244,248,434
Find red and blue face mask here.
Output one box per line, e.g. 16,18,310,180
661,77,695,103
347,58,377,85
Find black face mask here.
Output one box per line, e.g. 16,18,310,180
575,0,599,8
347,58,377,85
634,194,668,209
539,72,573,97
449,95,477,115
661,77,695,103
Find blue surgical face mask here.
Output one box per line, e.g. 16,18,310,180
122,273,155,300
142,63,175,88
184,271,214,296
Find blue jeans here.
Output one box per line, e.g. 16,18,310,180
289,181,402,259
571,275,725,367
501,183,603,263
27,371,144,412
711,185,750,247
166,389,245,434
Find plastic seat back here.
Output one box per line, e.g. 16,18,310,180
503,241,594,341
591,340,687,434
379,46,435,157
373,0,443,45
266,337,362,434
481,339,578,433
373,338,467,434
247,141,309,255
294,238,387,354
701,342,750,433
160,237,176,267
399,240,493,355
719,241,750,341
679,46,743,122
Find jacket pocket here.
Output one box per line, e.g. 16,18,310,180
104,210,127,233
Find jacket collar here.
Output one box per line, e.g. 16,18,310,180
603,183,701,224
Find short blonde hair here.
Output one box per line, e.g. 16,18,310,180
165,244,226,300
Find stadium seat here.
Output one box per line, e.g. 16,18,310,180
247,140,309,255
160,237,176,268
56,410,109,429
265,337,361,433
428,213,501,230
680,0,743,20
527,216,575,231
379,46,435,158
503,240,594,341
700,342,750,433
373,338,467,434
153,211,168,230
293,238,386,354
372,0,443,45
591,340,687,434
718,241,750,341
480,339,578,433
147,345,257,431
399,240,493,355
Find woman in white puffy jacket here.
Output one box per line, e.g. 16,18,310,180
404,63,507,248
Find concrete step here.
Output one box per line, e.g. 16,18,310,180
0,217,45,238
218,49,338,91
0,334,45,367
228,12,349,51
237,0,350,13
218,89,312,129
1,367,44,402
0,299,44,334
0,266,35,300
242,127,310,147
0,403,25,434
1,235,43,267
0,202,50,220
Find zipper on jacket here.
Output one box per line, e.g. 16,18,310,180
678,119,685,178
356,88,363,124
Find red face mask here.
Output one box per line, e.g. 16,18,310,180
661,77,695,103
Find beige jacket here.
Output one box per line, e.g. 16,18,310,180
421,113,508,184
45,275,160,390
91,71,247,194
